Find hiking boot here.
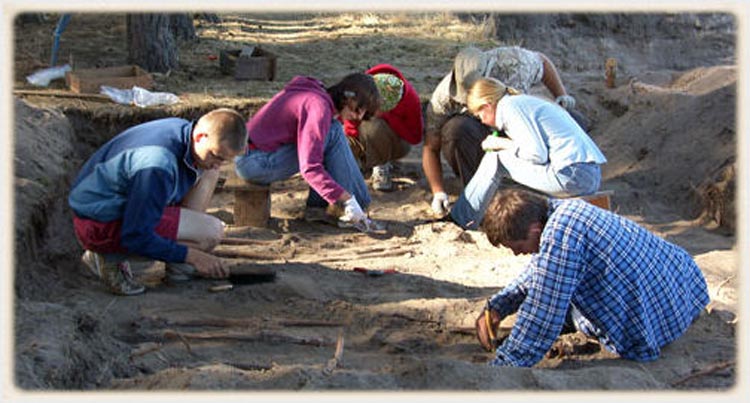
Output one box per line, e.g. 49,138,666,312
371,162,393,191
81,250,145,296
165,262,197,283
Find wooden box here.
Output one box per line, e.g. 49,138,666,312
578,190,614,210
65,65,154,94
220,46,277,81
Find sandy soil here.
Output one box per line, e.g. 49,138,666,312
7,11,740,396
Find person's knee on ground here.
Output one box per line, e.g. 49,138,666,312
439,114,490,185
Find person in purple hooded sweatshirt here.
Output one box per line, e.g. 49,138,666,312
234,73,381,229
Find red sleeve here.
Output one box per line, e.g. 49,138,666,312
342,118,360,137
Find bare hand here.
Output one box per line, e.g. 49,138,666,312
185,248,229,278
475,307,502,352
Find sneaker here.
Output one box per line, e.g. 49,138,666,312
371,163,393,191
81,250,145,296
165,262,197,283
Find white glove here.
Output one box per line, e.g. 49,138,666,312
555,95,576,110
481,135,508,152
431,192,450,216
340,196,367,224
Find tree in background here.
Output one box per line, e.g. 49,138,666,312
126,13,197,73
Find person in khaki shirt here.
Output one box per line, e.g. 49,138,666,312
423,46,587,217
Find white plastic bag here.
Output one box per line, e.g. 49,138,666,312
100,86,134,105
132,86,180,107
26,64,71,87
99,85,180,107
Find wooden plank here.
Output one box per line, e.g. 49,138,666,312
13,89,112,101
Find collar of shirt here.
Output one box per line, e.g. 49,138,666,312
182,120,201,176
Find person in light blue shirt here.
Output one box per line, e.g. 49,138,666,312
475,188,709,367
449,77,607,229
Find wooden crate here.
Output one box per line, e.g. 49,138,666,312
578,190,614,210
220,46,277,81
65,65,154,94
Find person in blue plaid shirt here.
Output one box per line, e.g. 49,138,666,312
475,188,709,367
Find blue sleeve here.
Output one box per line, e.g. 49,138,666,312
119,168,188,263
488,264,533,318
490,217,585,367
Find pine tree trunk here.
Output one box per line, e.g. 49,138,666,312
126,14,178,73
169,13,196,41
197,13,221,24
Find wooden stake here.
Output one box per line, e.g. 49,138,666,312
213,248,289,260
151,316,343,328
323,329,345,375
129,342,163,359
311,249,410,264
13,89,112,101
163,330,194,354
220,237,277,246
605,58,617,88
224,361,273,372
161,329,334,347
670,360,735,387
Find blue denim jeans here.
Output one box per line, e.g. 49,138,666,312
450,150,601,229
234,120,371,209
569,304,618,354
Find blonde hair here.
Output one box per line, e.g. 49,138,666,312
466,77,520,115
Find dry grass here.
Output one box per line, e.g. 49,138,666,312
14,12,501,103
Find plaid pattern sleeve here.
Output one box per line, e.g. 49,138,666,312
490,199,709,367
488,264,532,320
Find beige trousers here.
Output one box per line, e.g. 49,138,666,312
346,117,411,171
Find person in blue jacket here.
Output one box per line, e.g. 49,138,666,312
68,108,247,295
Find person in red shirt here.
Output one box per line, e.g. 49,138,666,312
342,64,423,191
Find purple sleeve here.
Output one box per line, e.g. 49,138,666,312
295,101,346,204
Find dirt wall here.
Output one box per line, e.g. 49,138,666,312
477,13,736,74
